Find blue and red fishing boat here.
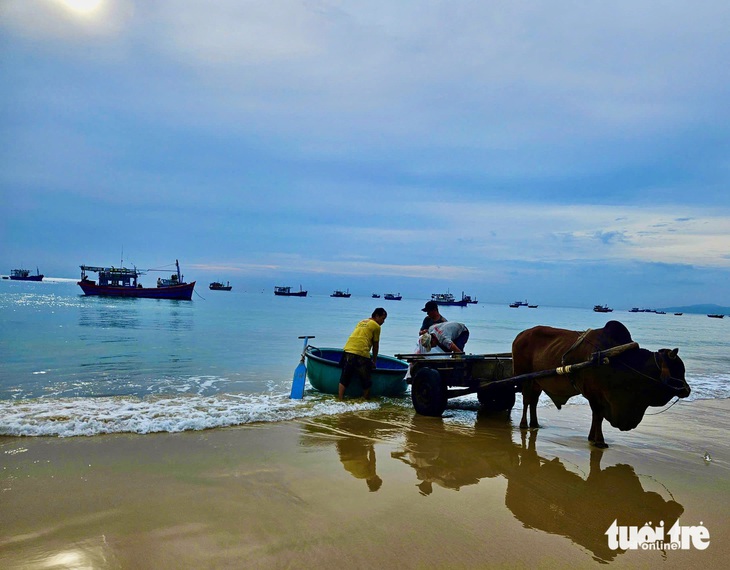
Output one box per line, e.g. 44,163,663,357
78,259,195,300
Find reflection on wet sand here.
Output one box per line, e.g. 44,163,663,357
337,437,382,492
300,413,400,493
391,411,684,563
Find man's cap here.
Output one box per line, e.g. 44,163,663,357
421,300,438,312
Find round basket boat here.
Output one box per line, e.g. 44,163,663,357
305,346,409,397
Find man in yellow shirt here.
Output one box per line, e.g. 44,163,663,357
339,308,388,400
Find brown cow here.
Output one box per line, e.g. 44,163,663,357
512,320,691,447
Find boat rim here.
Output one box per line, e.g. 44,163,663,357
305,346,409,372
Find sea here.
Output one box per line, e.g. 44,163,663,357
1,278,728,437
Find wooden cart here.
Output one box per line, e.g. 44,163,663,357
396,342,638,417
395,352,517,417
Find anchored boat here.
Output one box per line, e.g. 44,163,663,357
209,281,232,291
304,347,409,397
77,259,195,300
431,292,468,307
9,268,44,281
274,285,307,297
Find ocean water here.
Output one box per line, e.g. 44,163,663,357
1,279,728,437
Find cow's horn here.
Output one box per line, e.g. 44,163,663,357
670,348,679,359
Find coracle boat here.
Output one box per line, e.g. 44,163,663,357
274,285,307,297
209,281,232,291
10,268,44,281
78,259,195,300
304,346,409,397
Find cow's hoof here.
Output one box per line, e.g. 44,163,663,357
591,441,609,449
519,422,528,430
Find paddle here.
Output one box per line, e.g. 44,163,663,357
290,335,314,399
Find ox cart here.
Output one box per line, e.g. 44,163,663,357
396,342,638,417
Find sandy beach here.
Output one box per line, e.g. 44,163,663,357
1,398,728,569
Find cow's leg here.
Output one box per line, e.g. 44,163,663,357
588,401,608,448
520,381,541,429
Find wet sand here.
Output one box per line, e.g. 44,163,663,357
1,398,728,569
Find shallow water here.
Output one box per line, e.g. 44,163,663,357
1,279,728,436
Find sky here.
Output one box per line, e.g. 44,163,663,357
1,0,729,308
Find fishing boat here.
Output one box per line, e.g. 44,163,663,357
431,292,468,307
384,293,402,300
528,304,538,308
331,289,351,298
209,281,232,291
707,314,725,319
9,268,44,281
593,304,613,313
372,293,381,298
304,346,409,397
462,293,478,304
77,259,195,300
274,285,307,297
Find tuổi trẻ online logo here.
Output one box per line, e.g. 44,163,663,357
606,520,710,551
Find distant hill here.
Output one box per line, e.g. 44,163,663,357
658,303,729,315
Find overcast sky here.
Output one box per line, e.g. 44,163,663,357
1,0,729,308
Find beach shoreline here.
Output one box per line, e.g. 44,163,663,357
1,397,728,569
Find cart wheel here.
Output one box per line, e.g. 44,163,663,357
412,367,447,417
478,385,516,412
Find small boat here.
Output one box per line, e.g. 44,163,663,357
372,293,381,298
528,305,538,309
331,289,351,298
509,302,520,308
462,292,478,304
304,346,408,397
629,307,640,313
707,314,725,319
384,293,402,300
275,285,307,297
593,304,613,313
209,281,232,291
431,292,468,307
77,259,195,300
674,313,683,316
9,268,44,281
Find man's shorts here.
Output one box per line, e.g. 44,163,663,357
339,352,373,389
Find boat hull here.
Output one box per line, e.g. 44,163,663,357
9,275,44,281
434,300,468,307
78,281,196,300
275,291,307,297
305,347,409,397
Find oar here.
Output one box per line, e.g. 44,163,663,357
290,335,314,399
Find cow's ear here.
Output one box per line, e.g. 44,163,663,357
670,348,679,359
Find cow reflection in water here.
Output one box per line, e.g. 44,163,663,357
393,413,684,563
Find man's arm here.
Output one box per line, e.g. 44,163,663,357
371,341,379,367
